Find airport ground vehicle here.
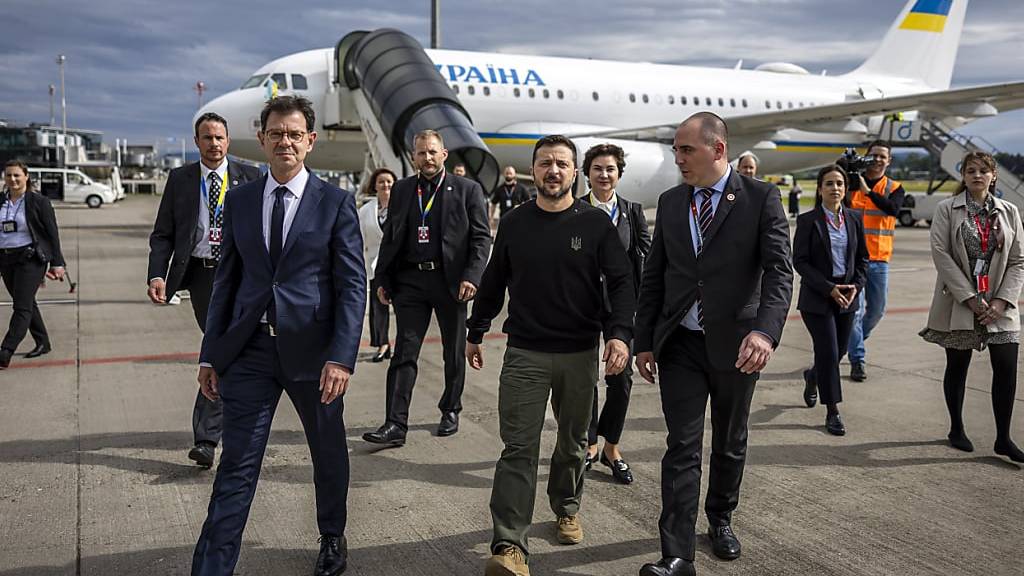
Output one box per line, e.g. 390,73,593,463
27,167,120,208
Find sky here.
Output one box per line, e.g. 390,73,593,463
1,0,1022,155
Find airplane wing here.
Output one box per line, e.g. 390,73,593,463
568,81,1024,142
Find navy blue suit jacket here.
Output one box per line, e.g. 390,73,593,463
199,171,366,381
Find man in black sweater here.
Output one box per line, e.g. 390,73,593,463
466,135,634,576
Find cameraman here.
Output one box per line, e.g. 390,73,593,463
845,140,905,381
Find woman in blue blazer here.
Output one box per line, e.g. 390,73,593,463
793,165,869,435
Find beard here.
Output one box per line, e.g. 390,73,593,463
537,180,573,200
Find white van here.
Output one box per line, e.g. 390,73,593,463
27,167,119,208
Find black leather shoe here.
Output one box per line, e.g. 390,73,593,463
639,557,695,576
0,348,12,369
362,423,406,446
802,368,817,408
947,430,974,452
850,362,866,382
315,534,348,576
437,411,459,437
188,443,215,468
371,346,391,363
708,524,741,560
25,342,52,359
826,412,846,436
600,452,634,484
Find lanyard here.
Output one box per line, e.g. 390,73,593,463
690,196,709,253
974,214,992,253
201,171,229,221
590,192,618,222
417,171,444,225
2,194,24,221
825,208,844,231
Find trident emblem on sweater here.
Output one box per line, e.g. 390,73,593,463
570,236,582,251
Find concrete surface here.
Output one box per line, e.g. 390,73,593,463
0,195,1020,575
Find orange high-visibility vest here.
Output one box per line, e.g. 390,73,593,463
850,175,900,262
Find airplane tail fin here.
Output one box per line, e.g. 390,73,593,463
848,0,967,89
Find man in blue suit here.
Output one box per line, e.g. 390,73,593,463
191,95,366,576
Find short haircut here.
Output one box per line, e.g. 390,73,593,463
865,139,891,154
683,112,729,146
583,143,626,177
362,167,398,196
532,134,577,166
737,151,758,165
814,164,851,208
194,112,229,138
453,162,466,169
413,129,445,149
260,95,316,132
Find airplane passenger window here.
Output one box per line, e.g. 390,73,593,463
742,99,748,108
270,73,287,89
629,93,636,103
681,96,687,105
514,87,521,97
705,97,712,106
764,100,770,109
452,84,460,94
543,89,550,99
592,91,599,101
692,96,698,105
484,86,491,96
642,94,649,104
241,74,269,89
776,100,782,109
787,101,793,109
668,95,675,105
718,97,724,107
291,74,308,90
557,90,564,100
468,85,475,95
730,98,736,107
528,88,535,98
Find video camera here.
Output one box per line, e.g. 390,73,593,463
838,148,879,192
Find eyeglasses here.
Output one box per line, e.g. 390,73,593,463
264,129,307,143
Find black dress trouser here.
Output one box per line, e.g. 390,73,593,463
588,349,633,446
0,248,48,352
368,276,391,348
943,343,1019,442
656,328,757,561
183,258,223,447
801,307,855,406
385,267,466,430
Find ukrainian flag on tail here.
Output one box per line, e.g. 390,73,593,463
899,0,953,32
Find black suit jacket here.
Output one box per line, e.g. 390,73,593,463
634,171,793,371
375,173,492,300
792,207,869,315
2,190,65,267
147,160,261,295
583,193,651,292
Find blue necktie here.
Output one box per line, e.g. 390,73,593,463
696,188,713,328
268,186,287,327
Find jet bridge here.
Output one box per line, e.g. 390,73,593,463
324,29,499,191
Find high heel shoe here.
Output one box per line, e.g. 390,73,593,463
372,347,392,363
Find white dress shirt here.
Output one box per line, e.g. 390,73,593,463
261,168,308,250
193,160,229,259
680,166,732,331
590,191,619,225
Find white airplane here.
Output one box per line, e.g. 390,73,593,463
199,0,1024,206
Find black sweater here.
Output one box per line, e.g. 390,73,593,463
467,199,635,352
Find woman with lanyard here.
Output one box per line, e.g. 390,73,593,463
792,165,868,435
581,143,650,484
920,151,1024,463
0,160,66,369
358,167,397,362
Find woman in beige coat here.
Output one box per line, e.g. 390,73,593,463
920,151,1024,463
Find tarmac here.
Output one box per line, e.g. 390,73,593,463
0,195,1021,576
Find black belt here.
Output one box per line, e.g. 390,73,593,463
406,261,439,271
0,245,31,256
191,256,218,269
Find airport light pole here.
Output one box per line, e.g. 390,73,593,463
48,84,56,126
56,54,67,166
195,81,206,110
431,0,440,49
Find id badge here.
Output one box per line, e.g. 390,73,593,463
973,260,985,276
505,199,512,208
1,220,16,233
977,274,989,294
209,226,223,246
417,225,430,244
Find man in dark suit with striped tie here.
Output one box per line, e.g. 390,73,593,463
147,112,260,467
634,112,793,576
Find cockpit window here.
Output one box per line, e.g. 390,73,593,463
241,74,268,89
270,73,287,90
291,74,308,90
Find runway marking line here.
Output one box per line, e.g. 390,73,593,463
3,301,1021,371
